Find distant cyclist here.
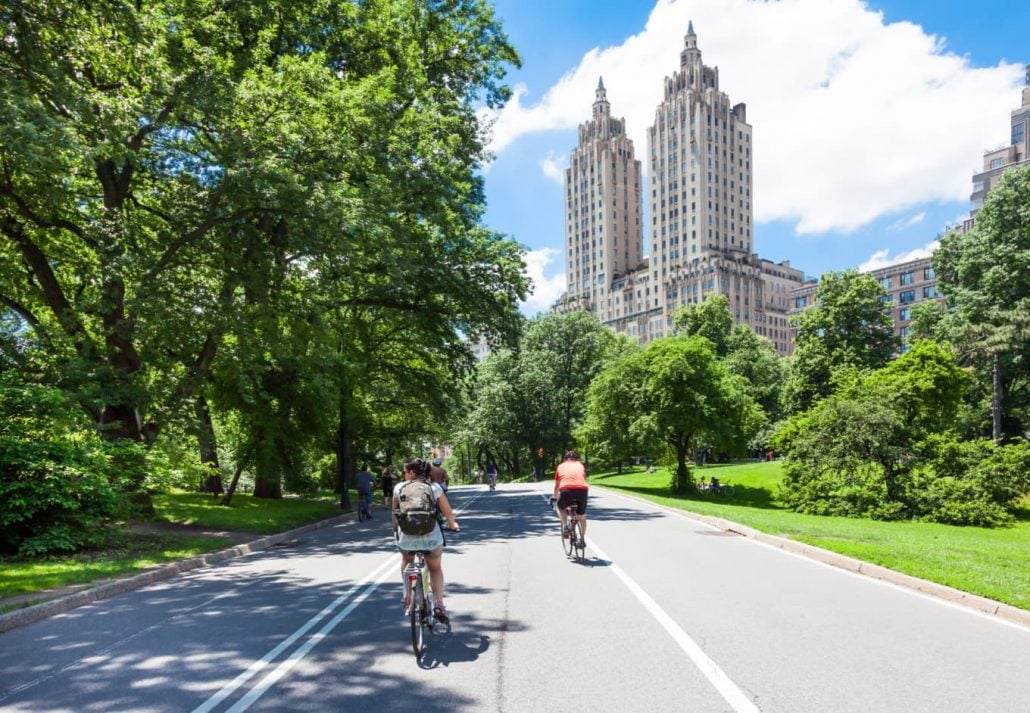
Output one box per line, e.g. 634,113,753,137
430,457,449,493
552,450,588,546
485,459,497,490
355,464,376,518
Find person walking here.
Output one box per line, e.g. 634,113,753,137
381,466,395,502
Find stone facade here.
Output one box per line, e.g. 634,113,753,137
556,23,803,355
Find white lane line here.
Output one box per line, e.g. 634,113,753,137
540,490,760,713
191,555,398,713
224,563,398,712
588,540,760,713
195,485,484,712
597,486,1030,634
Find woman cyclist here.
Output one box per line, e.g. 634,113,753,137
392,458,459,623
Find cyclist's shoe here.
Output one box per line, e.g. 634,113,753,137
433,602,450,624
576,539,586,548
402,594,411,614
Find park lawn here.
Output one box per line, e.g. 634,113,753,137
0,533,231,604
594,461,1030,611
152,491,343,533
1,492,346,608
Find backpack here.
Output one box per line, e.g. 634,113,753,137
395,480,439,535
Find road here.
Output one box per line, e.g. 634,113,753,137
1,484,1028,712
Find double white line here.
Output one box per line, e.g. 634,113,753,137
193,488,485,713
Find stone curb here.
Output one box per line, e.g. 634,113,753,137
0,511,356,635
598,486,1030,629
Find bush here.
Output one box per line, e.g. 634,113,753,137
0,376,124,555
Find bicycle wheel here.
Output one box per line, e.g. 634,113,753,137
560,514,573,557
410,575,424,658
571,520,585,562
358,503,367,522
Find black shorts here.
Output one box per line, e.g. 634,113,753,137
557,489,588,515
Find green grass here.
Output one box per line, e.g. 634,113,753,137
1,491,347,608
594,461,1030,611
0,533,231,601
152,491,343,533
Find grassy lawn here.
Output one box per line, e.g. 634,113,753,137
0,533,231,606
1,491,347,609
594,461,1030,611
151,491,343,533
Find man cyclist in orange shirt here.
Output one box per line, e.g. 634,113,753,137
552,450,589,546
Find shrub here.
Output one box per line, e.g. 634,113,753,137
0,375,123,555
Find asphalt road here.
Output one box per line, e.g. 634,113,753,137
1,484,1028,713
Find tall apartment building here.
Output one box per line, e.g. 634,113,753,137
962,63,1030,232
562,78,645,324
557,23,803,355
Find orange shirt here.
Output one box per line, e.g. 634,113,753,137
554,459,588,491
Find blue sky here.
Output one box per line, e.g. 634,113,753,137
479,0,1030,313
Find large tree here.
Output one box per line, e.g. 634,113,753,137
783,270,898,414
933,166,1030,440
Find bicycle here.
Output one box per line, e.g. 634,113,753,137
404,549,436,659
552,498,585,562
357,492,373,522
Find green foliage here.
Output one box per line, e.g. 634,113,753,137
783,271,898,414
672,294,733,356
933,167,1030,438
0,375,122,556
776,342,1026,525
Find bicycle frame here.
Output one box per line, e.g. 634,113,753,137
405,550,434,659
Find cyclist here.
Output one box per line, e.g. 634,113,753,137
381,466,395,502
485,459,497,490
355,464,376,518
430,457,449,493
393,457,459,623
552,450,588,546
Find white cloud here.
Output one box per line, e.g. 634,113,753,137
520,247,566,315
539,151,567,185
480,0,1023,234
858,240,939,272
887,210,926,231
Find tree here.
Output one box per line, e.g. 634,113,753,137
783,270,897,413
631,336,758,493
672,294,733,356
934,166,1030,440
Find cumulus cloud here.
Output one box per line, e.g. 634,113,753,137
858,240,939,272
887,211,927,231
520,248,566,315
480,0,1023,234
539,151,567,185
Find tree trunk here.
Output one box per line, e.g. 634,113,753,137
221,450,251,506
195,394,223,494
672,438,693,494
336,399,353,510
992,351,1003,442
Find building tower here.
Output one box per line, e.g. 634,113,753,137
563,78,643,323
963,63,1030,231
646,22,765,338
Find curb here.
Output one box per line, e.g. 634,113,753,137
0,511,356,635
597,486,1030,629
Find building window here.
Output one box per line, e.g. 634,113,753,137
923,267,936,280
794,296,807,309
899,290,915,304
899,307,910,321
899,272,914,285
879,277,891,289
990,157,1005,169
923,285,937,299
1013,122,1025,146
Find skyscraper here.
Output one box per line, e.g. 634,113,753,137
562,78,644,327
558,23,802,354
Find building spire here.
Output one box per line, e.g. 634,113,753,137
681,19,701,68
598,76,605,90
593,76,610,120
